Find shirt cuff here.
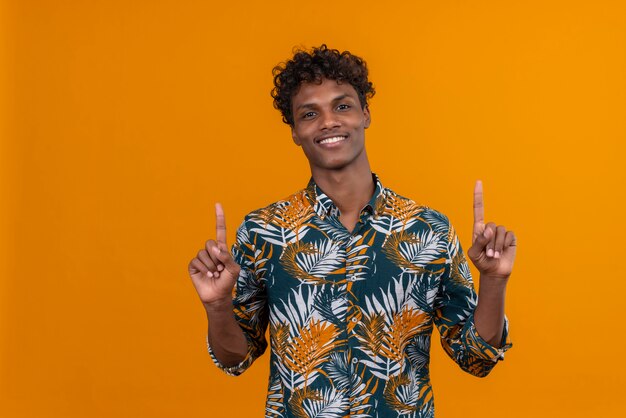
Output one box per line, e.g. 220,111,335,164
206,335,255,376
463,314,512,362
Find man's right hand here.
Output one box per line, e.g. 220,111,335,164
188,203,241,307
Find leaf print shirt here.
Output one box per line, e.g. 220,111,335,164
207,173,512,418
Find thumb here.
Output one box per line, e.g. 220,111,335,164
213,242,240,273
467,226,493,261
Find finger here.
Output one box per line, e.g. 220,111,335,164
467,224,493,261
215,202,227,246
205,239,224,271
473,180,485,239
188,257,209,276
484,222,496,257
197,248,218,275
211,243,240,274
493,225,507,259
504,230,516,247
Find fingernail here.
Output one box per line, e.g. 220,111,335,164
487,249,494,257
214,271,220,278
206,271,213,278
494,251,500,259
217,264,224,271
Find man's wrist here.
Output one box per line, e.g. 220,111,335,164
204,297,234,315
478,274,509,293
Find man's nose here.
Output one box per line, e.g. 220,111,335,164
320,111,340,129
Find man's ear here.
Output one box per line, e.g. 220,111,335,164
364,105,371,129
291,127,301,146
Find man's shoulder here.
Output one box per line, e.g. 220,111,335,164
383,186,452,232
239,188,310,226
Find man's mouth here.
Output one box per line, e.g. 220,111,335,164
317,135,348,145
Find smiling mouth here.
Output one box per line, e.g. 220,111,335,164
317,135,348,145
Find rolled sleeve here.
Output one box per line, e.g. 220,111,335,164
462,313,512,363
206,334,257,376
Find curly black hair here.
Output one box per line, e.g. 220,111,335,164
271,44,375,126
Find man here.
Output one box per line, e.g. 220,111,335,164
188,45,516,417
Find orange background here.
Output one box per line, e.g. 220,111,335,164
2,1,625,417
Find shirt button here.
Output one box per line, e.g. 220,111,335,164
351,317,358,323
352,358,359,364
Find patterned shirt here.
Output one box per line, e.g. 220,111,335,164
208,174,511,418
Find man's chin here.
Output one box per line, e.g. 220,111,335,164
305,149,367,173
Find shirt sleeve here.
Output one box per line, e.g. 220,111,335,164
207,218,269,376
432,218,512,378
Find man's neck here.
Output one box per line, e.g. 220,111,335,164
310,160,375,217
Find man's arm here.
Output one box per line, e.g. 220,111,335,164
474,276,507,347
205,295,248,367
188,203,251,368
467,180,516,347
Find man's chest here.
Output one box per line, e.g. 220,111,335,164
254,218,449,317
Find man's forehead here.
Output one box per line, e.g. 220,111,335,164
292,78,359,105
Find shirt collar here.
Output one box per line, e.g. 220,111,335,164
304,173,387,219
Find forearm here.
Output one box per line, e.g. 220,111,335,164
474,275,507,347
205,298,248,367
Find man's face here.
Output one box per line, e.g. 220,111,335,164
290,78,371,172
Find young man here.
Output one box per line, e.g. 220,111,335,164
188,45,516,417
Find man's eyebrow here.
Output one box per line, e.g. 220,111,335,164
295,94,355,111
332,94,354,102
296,102,317,111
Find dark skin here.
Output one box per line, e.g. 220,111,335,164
289,77,373,232
188,203,247,366
469,180,517,345
188,78,517,367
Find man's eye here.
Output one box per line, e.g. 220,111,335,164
302,112,316,119
337,104,350,110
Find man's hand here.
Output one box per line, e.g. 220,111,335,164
467,181,517,280
188,203,241,306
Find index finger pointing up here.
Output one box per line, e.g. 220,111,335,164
473,180,485,226
215,202,227,246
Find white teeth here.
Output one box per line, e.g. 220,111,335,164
319,136,346,144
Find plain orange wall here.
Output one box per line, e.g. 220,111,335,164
2,1,626,417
